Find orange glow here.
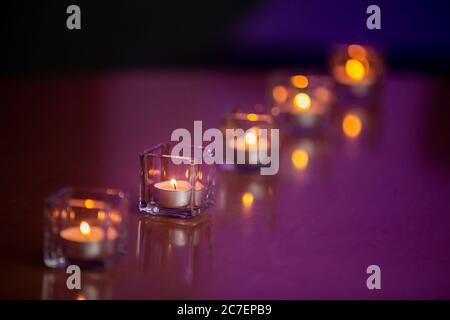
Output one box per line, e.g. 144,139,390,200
84,199,94,209
273,85,288,103
110,211,122,224
247,113,258,122
76,294,86,300
343,113,363,138
345,59,366,80
242,192,254,206
80,221,91,236
69,211,75,220
347,44,367,60
148,169,160,176
291,149,309,170
97,210,106,221
245,131,257,145
291,75,309,88
271,106,280,116
294,93,311,111
314,86,333,104
170,178,177,190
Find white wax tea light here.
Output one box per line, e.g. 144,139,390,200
154,178,192,208
154,178,205,208
60,221,118,261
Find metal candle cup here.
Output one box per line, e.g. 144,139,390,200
154,179,192,208
59,223,118,261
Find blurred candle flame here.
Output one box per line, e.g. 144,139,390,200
97,210,106,220
343,113,363,138
242,192,254,207
80,221,91,236
291,149,309,170
273,85,288,103
294,93,311,111
291,75,309,88
245,131,257,145
84,199,94,209
345,59,366,81
246,113,258,122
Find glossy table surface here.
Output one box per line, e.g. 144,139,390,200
0,70,449,299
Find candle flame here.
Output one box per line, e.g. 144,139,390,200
246,113,259,122
272,85,288,103
170,178,177,190
84,199,94,209
97,210,106,221
345,59,366,80
245,131,257,145
80,221,91,236
294,93,311,111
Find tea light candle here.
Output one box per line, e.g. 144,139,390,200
60,221,118,261
229,129,270,164
154,178,192,208
331,45,380,87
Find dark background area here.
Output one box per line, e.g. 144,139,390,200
2,0,450,76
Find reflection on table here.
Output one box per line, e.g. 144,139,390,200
136,214,212,288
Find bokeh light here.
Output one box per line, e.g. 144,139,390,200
273,85,288,103
345,59,366,80
242,192,254,206
291,75,309,88
291,149,309,170
347,44,367,60
343,113,363,138
294,93,312,111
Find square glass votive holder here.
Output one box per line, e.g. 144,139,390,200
269,73,334,133
139,143,216,218
44,187,128,270
329,44,384,97
220,107,276,172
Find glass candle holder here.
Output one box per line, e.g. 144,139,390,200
220,107,276,172
269,73,335,133
139,143,215,218
329,44,384,96
44,187,128,270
